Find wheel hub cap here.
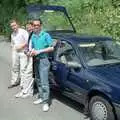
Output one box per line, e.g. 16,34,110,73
92,101,107,120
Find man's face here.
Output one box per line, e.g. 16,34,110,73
26,24,34,33
33,20,41,33
10,22,19,32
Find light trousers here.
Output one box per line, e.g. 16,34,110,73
11,49,33,94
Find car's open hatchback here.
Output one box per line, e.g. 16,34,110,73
26,5,76,33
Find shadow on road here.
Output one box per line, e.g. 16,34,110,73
50,91,90,120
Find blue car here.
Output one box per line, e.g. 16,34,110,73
27,5,120,120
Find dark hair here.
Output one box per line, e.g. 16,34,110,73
26,20,33,25
33,18,42,24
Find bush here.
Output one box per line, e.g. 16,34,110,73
49,0,120,40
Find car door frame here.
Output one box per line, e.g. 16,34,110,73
52,39,89,103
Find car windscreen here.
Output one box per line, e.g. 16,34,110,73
78,40,120,66
28,10,74,32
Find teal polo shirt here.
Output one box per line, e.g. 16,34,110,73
31,31,53,58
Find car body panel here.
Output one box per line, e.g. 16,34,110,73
27,5,120,119
50,36,120,119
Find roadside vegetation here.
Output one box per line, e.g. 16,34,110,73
0,0,120,40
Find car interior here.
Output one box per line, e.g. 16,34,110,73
56,41,81,68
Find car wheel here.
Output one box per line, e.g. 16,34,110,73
89,96,115,120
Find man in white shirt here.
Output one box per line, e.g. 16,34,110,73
20,21,34,98
8,19,29,95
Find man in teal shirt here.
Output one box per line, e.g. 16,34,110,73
30,19,54,112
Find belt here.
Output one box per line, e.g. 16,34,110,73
40,57,47,59
34,56,47,60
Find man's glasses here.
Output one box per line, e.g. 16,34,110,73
33,24,41,27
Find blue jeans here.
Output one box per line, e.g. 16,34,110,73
34,57,50,103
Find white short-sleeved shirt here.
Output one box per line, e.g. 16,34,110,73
11,28,29,47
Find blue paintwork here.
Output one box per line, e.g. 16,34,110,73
87,65,120,102
27,5,68,15
27,5,120,119
49,32,112,43
50,32,120,119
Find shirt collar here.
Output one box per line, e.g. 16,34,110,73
39,30,44,36
33,30,44,37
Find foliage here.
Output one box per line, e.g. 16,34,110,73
0,0,26,35
49,0,120,40
0,0,120,40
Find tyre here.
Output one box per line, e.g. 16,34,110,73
89,96,115,120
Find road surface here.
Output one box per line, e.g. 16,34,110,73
0,39,90,120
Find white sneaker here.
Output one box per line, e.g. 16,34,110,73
33,98,43,104
21,93,33,98
43,104,49,112
15,92,23,98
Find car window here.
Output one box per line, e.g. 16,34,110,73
78,41,120,66
56,41,81,68
28,10,74,32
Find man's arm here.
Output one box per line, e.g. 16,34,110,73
30,47,54,56
15,29,29,50
15,43,27,50
38,46,54,54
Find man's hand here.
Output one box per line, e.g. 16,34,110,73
24,50,31,56
30,49,43,56
30,49,38,56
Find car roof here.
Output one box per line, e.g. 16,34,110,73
27,5,68,15
50,32,112,44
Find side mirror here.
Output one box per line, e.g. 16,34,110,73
67,61,81,70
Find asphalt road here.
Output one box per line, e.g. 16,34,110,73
0,40,90,120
